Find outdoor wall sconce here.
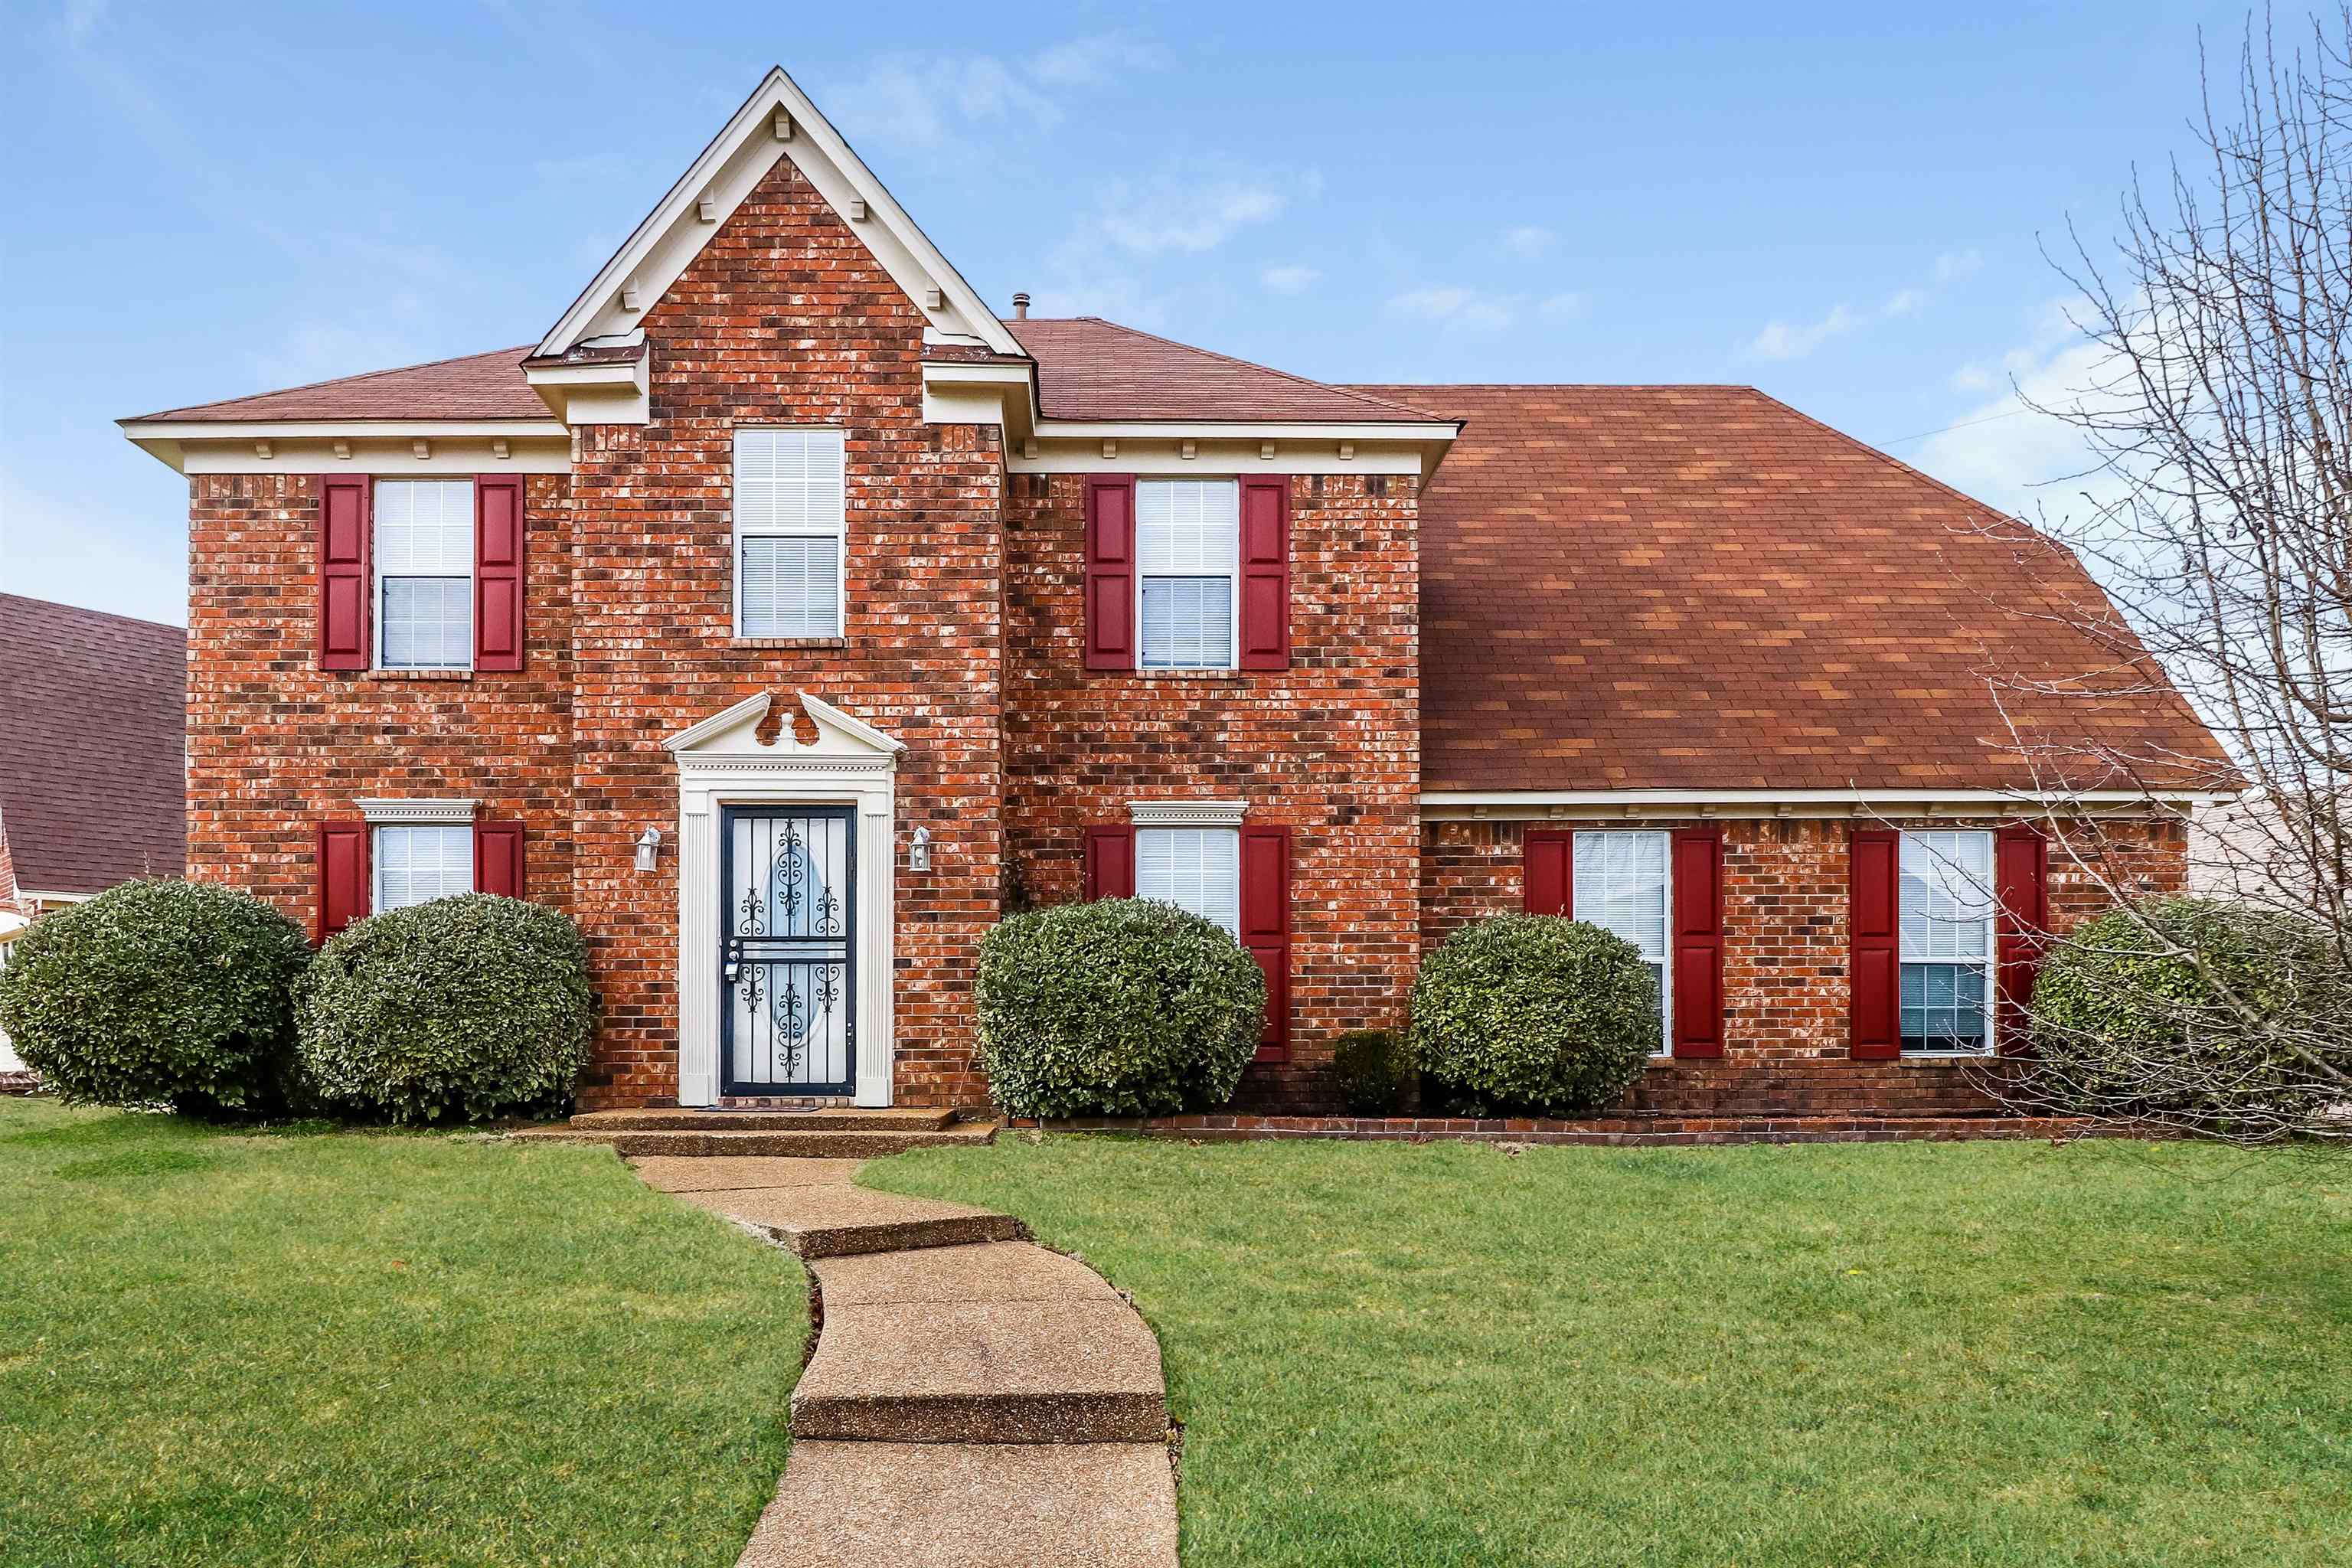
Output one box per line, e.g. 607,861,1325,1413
909,826,932,873
634,826,662,873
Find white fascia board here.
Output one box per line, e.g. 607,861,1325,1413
1421,787,2235,820
119,422,571,475
526,357,650,426
537,67,1021,361
121,419,567,441
1038,420,1459,443
1013,441,1428,476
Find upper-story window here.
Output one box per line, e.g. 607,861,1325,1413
1899,829,1995,1054
375,479,474,670
1137,479,1238,669
1573,830,1671,1054
735,429,846,639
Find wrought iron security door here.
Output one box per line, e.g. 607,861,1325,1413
720,805,855,1095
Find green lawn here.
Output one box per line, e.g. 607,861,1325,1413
867,1135,2352,1566
0,1098,802,1568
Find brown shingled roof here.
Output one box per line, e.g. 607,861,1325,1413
0,595,187,895
1012,318,1442,423
129,346,548,423
1355,384,2229,795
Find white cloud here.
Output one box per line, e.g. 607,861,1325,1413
1882,287,1926,318
1905,302,2121,524
1260,264,1321,295
1503,224,1555,259
1387,286,1520,332
1746,249,1989,361
1538,291,1586,322
1031,34,1163,87
1934,248,1987,283
829,34,1161,158
58,0,107,44
1096,175,1295,256
1749,303,1859,360
1951,362,1996,394
0,464,188,626
243,320,437,394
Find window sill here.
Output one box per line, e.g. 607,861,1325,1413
731,637,849,650
361,668,475,682
1126,668,1248,682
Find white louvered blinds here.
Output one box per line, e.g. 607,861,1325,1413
375,479,474,669
736,430,846,637
1898,829,1994,1053
1136,826,1241,936
372,825,474,913
1137,479,1237,668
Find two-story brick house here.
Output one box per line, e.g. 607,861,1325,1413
119,69,2227,1119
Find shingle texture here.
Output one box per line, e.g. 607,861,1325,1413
1010,318,1439,423
1354,384,2230,794
129,346,547,423
0,595,187,894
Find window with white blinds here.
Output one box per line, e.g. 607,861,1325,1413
1136,826,1241,936
1899,830,1995,1053
1137,479,1237,668
376,479,474,669
1572,830,1671,1054
373,825,475,913
736,429,846,637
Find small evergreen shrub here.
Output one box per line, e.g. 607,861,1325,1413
1331,1028,1415,1115
975,898,1266,1118
296,894,596,1124
0,880,312,1115
2030,896,2336,1121
1411,914,1657,1116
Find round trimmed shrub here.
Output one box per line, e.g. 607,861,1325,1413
2030,896,2337,1120
1331,1027,1416,1115
296,894,596,1124
1411,914,1658,1116
975,898,1266,1118
0,879,312,1115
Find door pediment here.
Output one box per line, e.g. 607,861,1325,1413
665,691,905,773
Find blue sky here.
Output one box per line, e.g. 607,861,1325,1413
1,0,2264,625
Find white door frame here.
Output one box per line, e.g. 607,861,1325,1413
666,692,902,1108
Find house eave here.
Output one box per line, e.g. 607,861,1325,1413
1420,786,2239,822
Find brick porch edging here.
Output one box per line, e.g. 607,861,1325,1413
1031,1112,2177,1147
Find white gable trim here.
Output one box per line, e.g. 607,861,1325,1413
536,67,1021,368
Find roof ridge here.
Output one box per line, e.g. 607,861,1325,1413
1040,317,1446,421
129,344,535,422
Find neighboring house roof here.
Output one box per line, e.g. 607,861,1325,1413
0,595,187,893
1357,384,2232,795
1010,318,1442,423
129,346,547,423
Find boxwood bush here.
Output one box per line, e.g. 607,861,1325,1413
975,898,1266,1118
1411,914,1657,1116
2030,896,2336,1121
296,894,596,1124
0,879,312,1115
1331,1027,1416,1115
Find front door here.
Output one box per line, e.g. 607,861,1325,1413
720,804,855,1096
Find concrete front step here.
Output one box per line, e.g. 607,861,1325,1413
736,1442,1177,1568
510,1124,995,1159
570,1106,961,1133
683,1184,1024,1259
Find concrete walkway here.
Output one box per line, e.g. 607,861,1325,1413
629,1154,1180,1567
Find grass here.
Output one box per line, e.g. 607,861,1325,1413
0,1097,803,1568
867,1134,2352,1566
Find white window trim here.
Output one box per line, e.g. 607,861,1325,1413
1135,822,1243,937
733,426,849,639
370,822,478,914
374,477,477,673
1898,828,1998,1057
1135,476,1241,671
1573,828,1674,1057
356,799,479,825
1128,799,1248,828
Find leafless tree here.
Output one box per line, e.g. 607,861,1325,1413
1981,7,2352,1140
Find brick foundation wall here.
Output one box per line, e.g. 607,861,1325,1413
1001,471,1422,1109
567,155,1004,1109
1419,813,2188,1116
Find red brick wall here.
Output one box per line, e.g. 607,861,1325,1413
566,156,1004,1109
185,470,577,930
1002,471,1422,1107
1419,814,2188,1115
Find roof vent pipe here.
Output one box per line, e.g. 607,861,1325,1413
1011,292,1030,319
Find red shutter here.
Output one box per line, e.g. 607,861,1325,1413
474,477,526,672
1850,828,1902,1060
1240,825,1292,1061
318,477,371,671
1238,475,1291,670
1083,476,1137,670
475,821,526,899
1995,822,2050,1055
317,821,369,941
1671,827,1726,1058
1524,830,1573,916
1083,825,1135,900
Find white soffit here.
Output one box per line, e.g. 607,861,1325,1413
536,67,1022,361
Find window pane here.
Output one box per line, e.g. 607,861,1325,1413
1135,826,1240,936
1900,830,1994,960
740,535,842,637
1137,480,1240,570
736,430,846,534
1571,831,1668,960
373,825,474,913
1901,961,1989,1052
381,577,472,669
374,480,475,573
1140,577,1234,668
